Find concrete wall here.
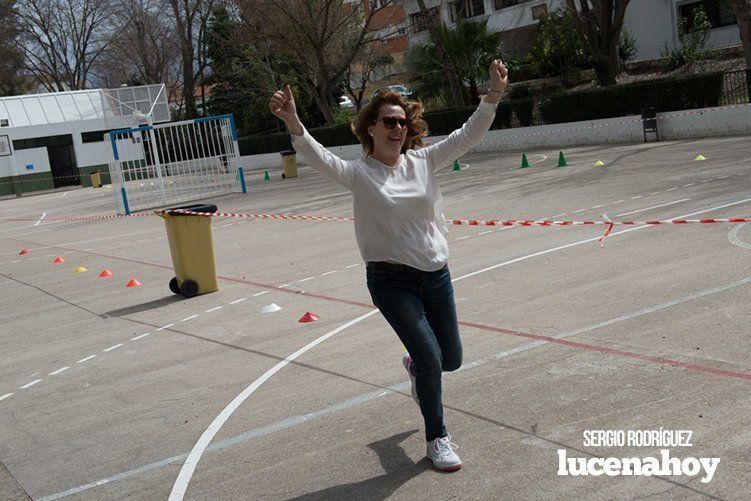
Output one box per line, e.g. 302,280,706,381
239,104,751,171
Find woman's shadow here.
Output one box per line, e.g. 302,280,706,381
286,429,433,501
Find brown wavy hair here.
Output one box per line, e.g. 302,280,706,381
351,90,428,156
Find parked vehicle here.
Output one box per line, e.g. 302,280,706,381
373,84,412,97
338,95,355,109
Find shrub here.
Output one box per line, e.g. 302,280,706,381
661,8,711,71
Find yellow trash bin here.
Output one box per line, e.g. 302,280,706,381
90,171,102,188
281,150,297,179
157,204,219,298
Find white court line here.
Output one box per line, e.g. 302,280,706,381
728,223,751,250
181,314,200,321
205,306,222,313
453,196,751,284
229,298,247,304
35,212,47,226
156,324,174,331
49,367,69,376
168,309,379,501
615,198,690,217
167,195,751,500
321,270,338,276
103,344,123,352
0,393,12,402
131,333,151,341
298,276,316,282
77,355,96,364
20,379,42,389
345,264,360,269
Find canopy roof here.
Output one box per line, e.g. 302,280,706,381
0,84,169,128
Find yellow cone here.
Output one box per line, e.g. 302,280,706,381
594,160,605,166
75,266,87,273
694,155,706,161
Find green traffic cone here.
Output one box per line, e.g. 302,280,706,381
557,151,567,167
453,159,461,171
521,153,530,168
264,170,270,180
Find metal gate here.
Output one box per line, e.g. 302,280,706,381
109,114,245,214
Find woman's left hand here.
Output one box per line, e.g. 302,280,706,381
489,59,509,93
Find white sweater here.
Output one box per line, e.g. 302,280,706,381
291,99,497,271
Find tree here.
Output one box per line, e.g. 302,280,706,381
414,0,466,107
526,8,588,83
343,49,393,111
730,0,751,69
406,19,502,106
14,0,120,91
239,0,398,125
168,0,216,118
564,0,631,86
99,0,181,86
0,0,27,95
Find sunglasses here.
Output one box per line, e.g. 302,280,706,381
377,116,410,129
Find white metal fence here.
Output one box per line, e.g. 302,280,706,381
109,114,245,214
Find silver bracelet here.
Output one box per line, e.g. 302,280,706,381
487,88,505,96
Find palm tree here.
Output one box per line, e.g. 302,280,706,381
406,19,503,107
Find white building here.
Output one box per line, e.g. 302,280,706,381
398,0,741,61
0,85,169,196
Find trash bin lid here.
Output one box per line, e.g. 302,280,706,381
280,150,296,156
165,204,218,215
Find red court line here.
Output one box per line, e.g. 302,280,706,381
459,320,751,381
8,237,751,381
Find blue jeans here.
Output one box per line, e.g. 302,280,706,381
366,262,463,441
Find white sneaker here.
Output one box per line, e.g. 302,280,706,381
427,435,462,472
402,354,418,404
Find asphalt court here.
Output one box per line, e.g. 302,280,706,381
1,135,750,500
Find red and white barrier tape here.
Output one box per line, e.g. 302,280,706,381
168,209,748,245
0,213,152,223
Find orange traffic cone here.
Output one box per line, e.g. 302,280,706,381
18,249,30,255
298,312,320,323
126,277,141,288
53,256,65,263
99,269,113,278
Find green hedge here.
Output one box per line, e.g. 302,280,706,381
239,71,734,155
539,71,725,124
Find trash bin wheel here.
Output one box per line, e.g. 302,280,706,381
180,279,199,298
169,277,180,294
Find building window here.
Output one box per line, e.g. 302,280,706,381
494,0,526,10
531,3,548,20
678,0,736,30
452,0,485,21
410,7,439,33
81,129,117,143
